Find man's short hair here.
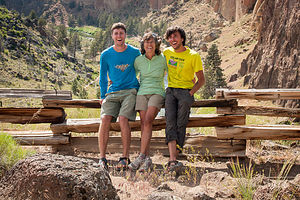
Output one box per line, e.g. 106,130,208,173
111,22,127,33
164,26,186,46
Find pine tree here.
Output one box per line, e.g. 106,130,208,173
201,44,227,99
67,32,81,58
28,10,37,21
57,25,67,47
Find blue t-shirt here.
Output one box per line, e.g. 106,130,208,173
99,44,141,99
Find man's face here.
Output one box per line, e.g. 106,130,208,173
112,28,126,46
167,31,184,50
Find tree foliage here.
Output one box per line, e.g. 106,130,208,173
0,33,4,53
71,76,88,99
67,32,81,58
57,25,67,47
201,44,227,99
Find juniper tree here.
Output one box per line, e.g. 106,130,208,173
201,44,227,99
67,32,81,58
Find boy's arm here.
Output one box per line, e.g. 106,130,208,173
189,70,205,96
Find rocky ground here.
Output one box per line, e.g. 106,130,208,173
1,141,299,200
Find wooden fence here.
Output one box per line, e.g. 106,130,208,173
1,88,300,157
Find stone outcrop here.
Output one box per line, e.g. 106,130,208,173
149,0,175,10
0,153,119,200
63,0,173,11
238,0,299,107
205,0,257,21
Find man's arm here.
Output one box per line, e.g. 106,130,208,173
99,55,108,104
189,70,205,96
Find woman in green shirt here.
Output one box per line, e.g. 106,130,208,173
128,32,167,172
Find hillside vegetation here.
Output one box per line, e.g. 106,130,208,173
0,7,98,100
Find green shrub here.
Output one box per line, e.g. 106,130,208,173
0,132,35,175
230,159,256,200
56,51,63,58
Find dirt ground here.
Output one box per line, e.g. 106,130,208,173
72,141,300,200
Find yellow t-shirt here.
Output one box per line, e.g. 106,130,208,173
163,47,203,89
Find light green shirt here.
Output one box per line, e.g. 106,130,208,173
134,54,168,97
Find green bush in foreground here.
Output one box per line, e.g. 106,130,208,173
0,132,35,176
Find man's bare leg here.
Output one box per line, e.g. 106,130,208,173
119,116,131,158
98,115,112,158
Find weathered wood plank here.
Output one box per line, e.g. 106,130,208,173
216,88,300,100
3,130,53,135
11,134,69,145
50,115,246,134
0,88,72,100
53,135,246,157
216,125,300,140
43,99,101,108
42,99,238,108
217,106,300,117
0,108,66,124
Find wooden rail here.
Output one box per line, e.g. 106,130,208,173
2,88,300,158
216,88,300,100
42,99,238,108
0,88,72,100
216,125,300,140
50,115,246,134
53,135,246,157
2,131,69,145
0,108,66,124
217,106,300,117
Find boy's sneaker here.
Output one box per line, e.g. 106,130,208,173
138,156,152,172
98,158,108,171
167,160,183,173
128,153,146,171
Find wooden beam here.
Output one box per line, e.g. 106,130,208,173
53,135,245,157
216,125,300,140
0,108,66,124
43,99,101,108
216,88,300,100
0,88,72,100
50,114,246,134
42,99,237,108
217,106,300,118
9,133,69,145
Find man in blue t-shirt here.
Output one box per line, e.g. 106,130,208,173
98,22,140,170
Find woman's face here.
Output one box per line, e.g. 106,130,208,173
144,37,156,55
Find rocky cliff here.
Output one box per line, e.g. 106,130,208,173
238,0,299,107
205,0,256,21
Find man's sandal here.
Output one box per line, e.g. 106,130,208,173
167,160,183,172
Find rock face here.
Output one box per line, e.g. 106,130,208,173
0,153,119,200
149,0,175,10
205,0,257,21
238,0,300,107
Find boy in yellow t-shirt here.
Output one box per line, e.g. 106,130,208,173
163,26,205,172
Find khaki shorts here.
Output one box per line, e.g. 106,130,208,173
135,94,165,111
101,88,137,122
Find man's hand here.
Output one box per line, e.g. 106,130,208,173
189,70,205,96
100,99,104,105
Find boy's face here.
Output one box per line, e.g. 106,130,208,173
112,28,126,46
167,31,184,50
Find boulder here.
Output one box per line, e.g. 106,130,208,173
0,153,119,200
